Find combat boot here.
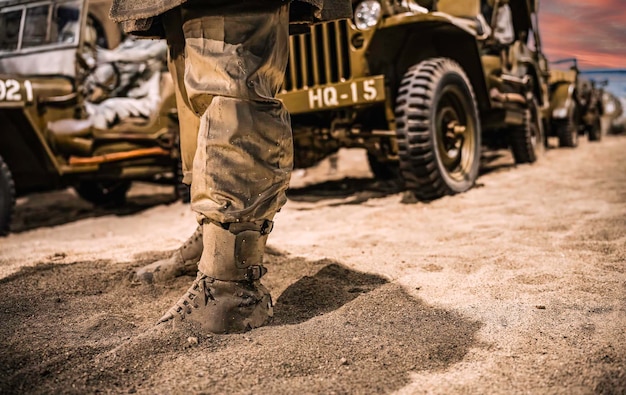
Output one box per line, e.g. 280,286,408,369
158,220,274,333
133,226,203,284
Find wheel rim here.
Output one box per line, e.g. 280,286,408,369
435,85,477,183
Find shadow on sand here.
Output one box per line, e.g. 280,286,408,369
287,177,403,206
10,186,177,233
0,247,481,394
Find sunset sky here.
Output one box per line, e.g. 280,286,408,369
539,0,626,70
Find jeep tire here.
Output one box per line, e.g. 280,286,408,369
0,155,15,236
175,159,191,203
367,152,399,180
587,116,602,142
74,180,131,207
510,99,544,164
557,104,579,148
395,58,481,201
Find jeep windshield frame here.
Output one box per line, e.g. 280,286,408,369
0,0,86,58
0,0,89,79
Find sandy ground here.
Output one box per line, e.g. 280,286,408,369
0,134,625,394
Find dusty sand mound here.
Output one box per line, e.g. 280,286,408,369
0,252,480,394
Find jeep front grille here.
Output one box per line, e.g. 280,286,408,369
283,20,351,92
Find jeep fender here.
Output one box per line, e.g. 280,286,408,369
511,51,547,108
525,64,547,107
550,82,577,120
367,13,490,112
0,109,62,195
0,76,74,195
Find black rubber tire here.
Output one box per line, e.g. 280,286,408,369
587,117,602,142
557,105,579,148
510,99,544,164
175,158,191,204
74,180,131,206
0,155,15,236
172,133,191,203
395,58,481,201
367,152,399,180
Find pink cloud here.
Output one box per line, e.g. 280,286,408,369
539,0,626,69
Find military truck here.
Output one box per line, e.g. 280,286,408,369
278,0,549,201
0,0,183,235
548,58,604,147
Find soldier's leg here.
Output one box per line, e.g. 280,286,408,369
132,9,203,284
159,0,292,333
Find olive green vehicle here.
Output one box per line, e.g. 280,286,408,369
278,0,549,201
548,58,604,147
602,89,624,134
0,0,182,235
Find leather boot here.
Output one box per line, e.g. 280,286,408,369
158,220,274,333
133,226,203,284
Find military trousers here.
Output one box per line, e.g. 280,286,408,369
163,0,293,226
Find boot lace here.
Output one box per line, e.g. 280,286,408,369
166,272,210,317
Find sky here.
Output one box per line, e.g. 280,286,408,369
539,0,626,70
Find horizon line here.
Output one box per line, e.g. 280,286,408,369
580,68,626,73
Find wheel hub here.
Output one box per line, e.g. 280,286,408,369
444,121,465,159
438,107,466,168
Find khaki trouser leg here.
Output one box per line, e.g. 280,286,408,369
164,1,292,279
173,81,200,185
164,9,199,185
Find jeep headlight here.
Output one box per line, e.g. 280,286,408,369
354,0,382,30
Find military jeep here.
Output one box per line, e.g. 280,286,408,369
278,0,549,201
0,0,182,235
547,58,604,147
